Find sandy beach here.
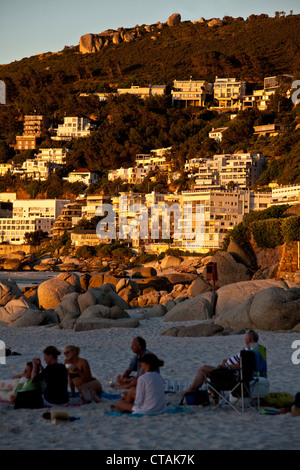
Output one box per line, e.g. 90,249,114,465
0,308,300,451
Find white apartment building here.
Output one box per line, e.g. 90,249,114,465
64,169,99,186
0,218,53,244
171,79,213,107
108,166,154,184
271,184,300,205
135,147,172,170
0,198,69,244
13,199,70,220
13,159,51,181
37,148,69,165
191,153,265,190
81,194,111,220
52,116,93,141
170,189,271,252
214,77,246,109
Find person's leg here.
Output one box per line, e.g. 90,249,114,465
124,386,136,404
184,365,216,394
79,380,102,403
111,399,133,413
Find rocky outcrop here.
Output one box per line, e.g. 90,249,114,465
163,292,216,322
215,283,300,331
204,251,252,289
79,14,181,53
167,13,181,27
207,18,223,27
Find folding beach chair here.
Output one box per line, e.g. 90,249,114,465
205,350,258,412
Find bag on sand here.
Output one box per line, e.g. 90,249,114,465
14,389,44,409
263,392,294,408
185,390,210,406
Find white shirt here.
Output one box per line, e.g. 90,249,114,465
132,372,167,415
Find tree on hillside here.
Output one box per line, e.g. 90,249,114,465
24,230,49,246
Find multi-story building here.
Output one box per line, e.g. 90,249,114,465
81,194,111,220
13,159,52,181
52,116,93,141
242,76,278,111
12,199,69,220
108,166,154,184
15,115,49,151
37,148,69,165
190,153,265,190
0,218,53,244
22,115,49,137
271,184,300,205
51,198,86,237
64,168,99,186
0,163,15,176
0,198,69,244
135,147,172,171
15,135,37,151
171,79,213,107
169,189,271,252
214,77,246,110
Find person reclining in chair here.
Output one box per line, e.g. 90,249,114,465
182,330,267,396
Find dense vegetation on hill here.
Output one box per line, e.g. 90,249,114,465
0,14,299,197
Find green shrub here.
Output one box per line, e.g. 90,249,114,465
75,245,96,259
250,218,284,248
281,216,300,242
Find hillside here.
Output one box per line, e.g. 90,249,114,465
1,14,300,115
0,14,299,193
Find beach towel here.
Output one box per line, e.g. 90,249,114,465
68,390,121,400
105,405,191,418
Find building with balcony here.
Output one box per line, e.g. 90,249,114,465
214,77,246,110
52,116,93,141
168,189,271,253
171,79,213,107
37,148,69,165
191,153,265,190
0,217,53,244
64,168,99,186
51,198,86,237
0,198,69,244
15,115,50,151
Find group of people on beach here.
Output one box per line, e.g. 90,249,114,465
9,330,267,415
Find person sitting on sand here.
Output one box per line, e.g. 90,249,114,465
10,361,42,405
114,337,152,390
111,353,167,415
182,330,267,396
31,345,69,406
64,345,102,404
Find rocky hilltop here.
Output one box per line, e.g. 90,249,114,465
79,13,228,54
79,13,182,53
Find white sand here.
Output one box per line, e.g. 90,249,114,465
0,309,300,451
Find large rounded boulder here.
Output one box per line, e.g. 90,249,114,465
37,278,76,310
